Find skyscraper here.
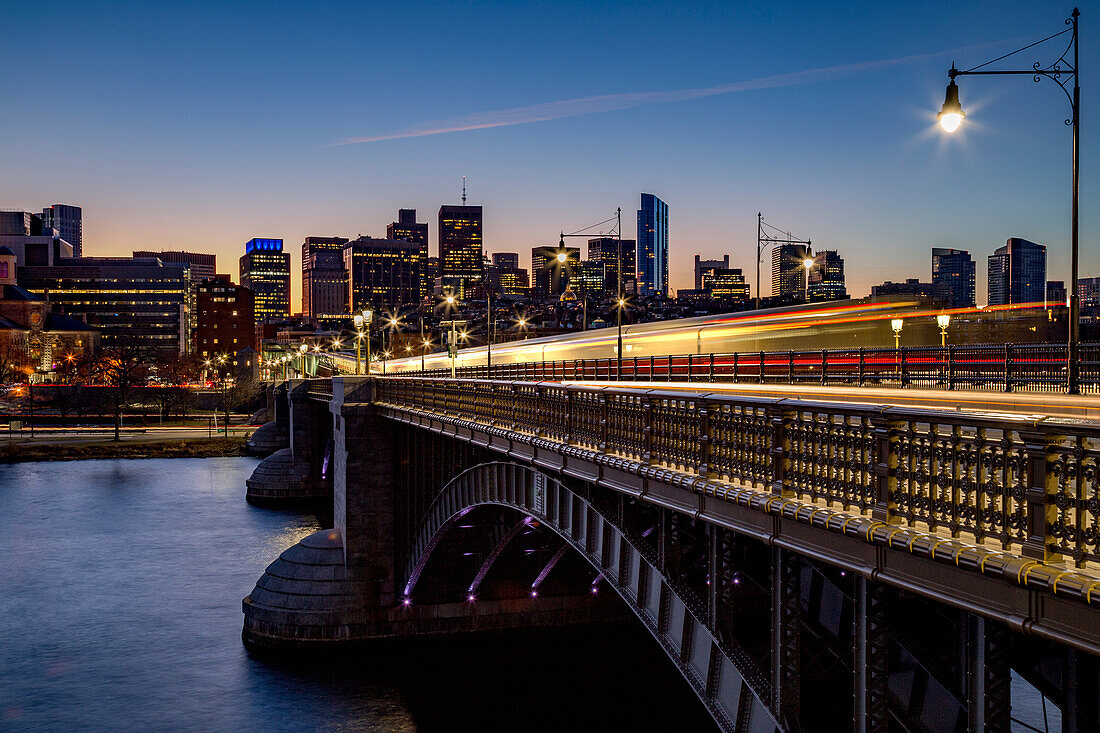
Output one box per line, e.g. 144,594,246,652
931,248,976,308
40,205,82,257
637,194,668,297
771,243,809,299
489,253,527,298
589,237,637,296
343,237,422,312
531,246,580,300
807,250,847,302
988,238,1046,306
491,252,520,270
387,209,429,300
239,238,290,323
438,204,483,299
694,255,730,289
301,236,348,328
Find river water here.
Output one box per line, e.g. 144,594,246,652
0,458,714,732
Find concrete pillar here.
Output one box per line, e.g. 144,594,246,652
332,378,395,608
288,380,331,492
245,380,291,456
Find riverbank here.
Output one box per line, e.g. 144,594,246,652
0,436,249,463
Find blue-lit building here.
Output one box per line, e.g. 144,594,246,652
637,193,668,297
239,238,290,323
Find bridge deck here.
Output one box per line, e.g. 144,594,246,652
563,380,1100,421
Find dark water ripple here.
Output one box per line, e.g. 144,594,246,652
0,458,715,732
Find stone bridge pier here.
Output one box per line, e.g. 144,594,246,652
245,381,289,456
245,380,334,505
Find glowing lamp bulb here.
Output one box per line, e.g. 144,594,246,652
937,78,966,133
556,252,567,263
803,258,814,269
939,113,962,133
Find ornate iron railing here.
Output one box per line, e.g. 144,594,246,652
374,378,1100,569
405,341,1100,394
302,378,334,401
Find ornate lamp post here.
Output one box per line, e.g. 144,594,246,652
937,8,1080,392
891,318,904,350
802,255,814,302
353,314,364,375
937,313,951,347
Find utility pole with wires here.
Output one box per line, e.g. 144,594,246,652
757,213,812,310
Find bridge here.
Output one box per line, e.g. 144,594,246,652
242,372,1100,732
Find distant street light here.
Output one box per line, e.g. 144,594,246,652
937,313,952,347
936,8,1080,392
802,256,814,302
891,318,904,350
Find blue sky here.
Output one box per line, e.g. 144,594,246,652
1,0,1095,306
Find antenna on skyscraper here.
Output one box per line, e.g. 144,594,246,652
462,176,467,205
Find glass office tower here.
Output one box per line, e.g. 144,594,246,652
636,193,668,297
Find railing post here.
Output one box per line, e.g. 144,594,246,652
535,386,545,437
768,408,794,498
1004,344,1013,393
687,354,693,382
821,348,828,385
732,352,738,384
788,350,794,384
870,416,903,523
510,383,518,431
642,397,655,464
565,390,574,444
708,353,715,383
858,347,865,386
947,345,956,390
599,392,609,451
1019,430,1063,563
899,346,909,388
650,355,655,381
759,351,766,384
697,398,712,478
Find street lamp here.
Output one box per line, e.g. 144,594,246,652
362,309,373,375
891,318,904,349
353,314,365,375
298,343,308,378
937,313,951,347
559,209,624,374
802,256,814,302
757,213,811,310
936,8,1080,392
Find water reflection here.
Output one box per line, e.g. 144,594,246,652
0,457,712,732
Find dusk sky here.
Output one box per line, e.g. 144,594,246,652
2,0,1095,306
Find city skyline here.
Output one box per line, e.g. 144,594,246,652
2,1,1096,308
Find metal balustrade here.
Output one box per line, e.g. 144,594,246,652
403,341,1100,394
374,378,1100,569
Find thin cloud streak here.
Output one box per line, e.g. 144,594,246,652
331,40,1015,146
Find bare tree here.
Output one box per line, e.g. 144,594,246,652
92,339,154,441
0,333,27,385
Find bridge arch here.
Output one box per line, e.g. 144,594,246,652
401,461,780,733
